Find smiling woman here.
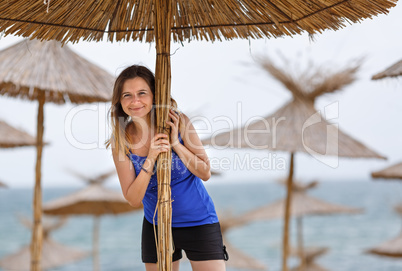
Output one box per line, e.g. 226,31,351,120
105,65,227,271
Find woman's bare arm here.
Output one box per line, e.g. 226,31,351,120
112,134,170,207
169,112,211,181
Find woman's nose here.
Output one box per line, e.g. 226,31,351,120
131,95,140,103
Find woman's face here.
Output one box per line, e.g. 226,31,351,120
120,77,154,119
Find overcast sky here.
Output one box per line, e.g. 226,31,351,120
1,4,402,188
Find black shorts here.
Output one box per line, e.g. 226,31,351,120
142,217,228,263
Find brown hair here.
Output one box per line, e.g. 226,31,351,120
105,65,179,154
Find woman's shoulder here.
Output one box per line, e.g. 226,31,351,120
178,112,191,127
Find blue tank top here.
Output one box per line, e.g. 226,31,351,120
127,134,219,227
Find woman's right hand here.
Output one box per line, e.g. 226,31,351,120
147,133,170,161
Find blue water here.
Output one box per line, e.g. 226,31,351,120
0,180,402,271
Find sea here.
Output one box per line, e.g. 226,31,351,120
0,180,402,271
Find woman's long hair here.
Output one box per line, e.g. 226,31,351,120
105,65,180,155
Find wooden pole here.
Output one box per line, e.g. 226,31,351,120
31,91,45,271
282,152,294,271
93,216,100,271
154,0,173,270
297,216,305,271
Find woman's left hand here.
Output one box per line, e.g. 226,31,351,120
167,109,181,147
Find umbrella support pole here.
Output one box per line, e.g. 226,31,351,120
297,217,305,271
155,0,173,271
93,216,100,271
282,152,294,271
31,92,45,271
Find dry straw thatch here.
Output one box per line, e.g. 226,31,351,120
0,1,397,44
0,39,113,104
0,216,88,271
241,180,363,221
223,240,267,270
0,240,89,271
365,201,402,258
371,162,402,180
0,120,37,148
215,212,268,270
42,182,136,215
372,59,402,80
202,98,385,159
289,247,330,271
366,233,402,258
395,203,402,215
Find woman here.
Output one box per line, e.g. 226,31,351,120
107,65,227,271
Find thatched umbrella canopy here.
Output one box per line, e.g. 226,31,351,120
0,37,113,271
0,180,7,188
241,180,362,269
0,39,112,104
258,188,364,217
43,170,141,271
223,239,267,270
395,203,402,215
365,202,402,258
241,181,363,220
371,162,402,180
289,247,330,271
366,233,402,258
0,216,89,271
0,119,37,190
203,58,384,269
1,2,397,270
372,60,402,80
203,98,384,159
211,169,223,176
0,120,37,148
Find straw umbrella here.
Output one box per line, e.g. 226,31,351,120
372,162,402,180
366,204,402,258
0,38,113,271
366,233,402,258
0,180,7,188
0,2,397,270
289,247,330,271
0,216,89,271
372,59,402,80
42,170,141,271
368,162,402,258
241,180,362,270
0,120,37,148
223,240,267,270
0,119,38,189
219,213,268,270
203,58,384,269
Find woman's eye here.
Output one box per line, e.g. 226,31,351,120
139,92,146,95
122,94,131,98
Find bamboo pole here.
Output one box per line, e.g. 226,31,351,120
282,152,295,271
31,91,45,271
154,0,173,270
